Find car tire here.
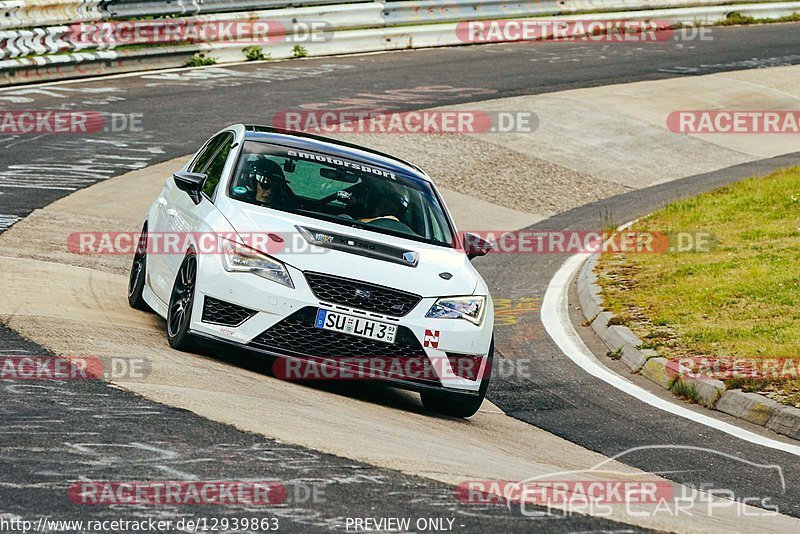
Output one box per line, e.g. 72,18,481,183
128,224,151,311
420,336,494,418
167,251,199,351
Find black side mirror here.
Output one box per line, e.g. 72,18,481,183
173,172,206,205
464,232,493,260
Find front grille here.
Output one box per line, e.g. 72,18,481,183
202,296,257,327
250,308,440,385
250,307,426,359
304,272,422,317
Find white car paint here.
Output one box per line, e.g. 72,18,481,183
140,124,494,394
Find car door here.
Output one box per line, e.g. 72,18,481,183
149,133,231,303
163,131,237,293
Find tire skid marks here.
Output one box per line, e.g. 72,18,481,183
0,376,531,532
0,214,21,231
0,85,126,105
0,85,151,196
140,63,357,89
0,135,166,191
660,54,800,74
0,192,16,232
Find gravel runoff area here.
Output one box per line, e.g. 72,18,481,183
330,132,630,216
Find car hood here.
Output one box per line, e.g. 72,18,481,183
220,202,478,297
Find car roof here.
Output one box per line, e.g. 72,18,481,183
242,125,430,181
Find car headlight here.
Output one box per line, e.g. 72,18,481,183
220,237,294,288
425,296,486,325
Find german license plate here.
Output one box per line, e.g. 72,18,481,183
314,309,397,344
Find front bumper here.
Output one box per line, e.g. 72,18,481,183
189,255,494,393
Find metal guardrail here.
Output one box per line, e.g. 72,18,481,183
0,1,103,29
0,0,798,86
384,0,744,25
99,0,373,20
0,27,65,59
0,3,383,59
0,0,783,31
0,0,373,30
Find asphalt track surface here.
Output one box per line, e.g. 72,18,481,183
1,23,799,531
481,152,800,516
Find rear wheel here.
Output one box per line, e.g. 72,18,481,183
420,336,494,418
128,224,150,311
167,252,199,351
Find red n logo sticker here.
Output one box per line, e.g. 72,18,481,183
424,330,440,348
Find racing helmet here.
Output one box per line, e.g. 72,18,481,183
247,157,287,190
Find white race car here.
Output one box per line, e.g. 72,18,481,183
129,124,495,417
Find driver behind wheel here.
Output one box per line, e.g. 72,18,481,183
237,157,294,208
359,181,410,224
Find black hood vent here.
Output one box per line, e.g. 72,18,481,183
296,225,419,267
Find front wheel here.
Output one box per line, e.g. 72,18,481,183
420,336,494,418
128,224,151,311
167,252,199,351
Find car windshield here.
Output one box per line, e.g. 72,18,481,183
227,141,454,247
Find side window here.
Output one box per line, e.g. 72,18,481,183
189,133,227,174
202,133,235,199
